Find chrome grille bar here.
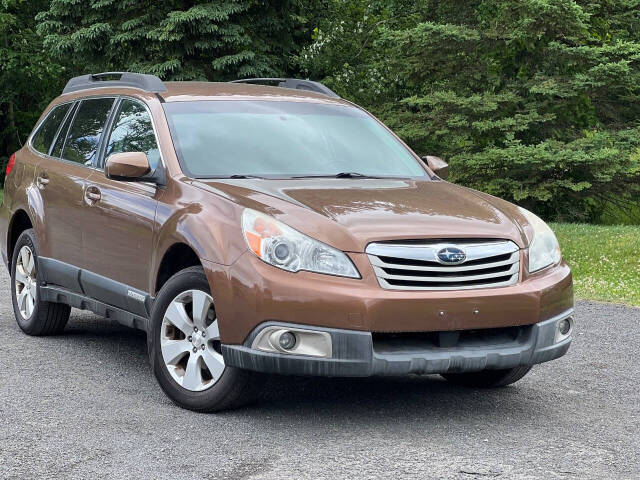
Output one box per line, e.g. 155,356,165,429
366,240,521,291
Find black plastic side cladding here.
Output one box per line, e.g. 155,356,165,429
38,256,152,320
39,285,149,331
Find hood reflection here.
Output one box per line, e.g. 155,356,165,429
200,178,524,248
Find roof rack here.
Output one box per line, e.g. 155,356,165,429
62,72,167,94
230,78,340,98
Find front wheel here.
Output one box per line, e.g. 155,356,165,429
148,266,261,412
441,366,533,388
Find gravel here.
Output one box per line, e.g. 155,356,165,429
0,267,638,479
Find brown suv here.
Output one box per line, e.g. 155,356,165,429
0,73,574,411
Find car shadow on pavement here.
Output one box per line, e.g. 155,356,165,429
250,374,541,420
59,314,546,422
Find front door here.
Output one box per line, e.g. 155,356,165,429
80,98,162,316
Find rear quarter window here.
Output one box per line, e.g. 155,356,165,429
31,103,72,155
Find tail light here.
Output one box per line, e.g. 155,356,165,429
5,153,16,177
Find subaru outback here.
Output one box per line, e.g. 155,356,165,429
0,73,574,411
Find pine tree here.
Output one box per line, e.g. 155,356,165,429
36,0,311,80
0,0,64,185
298,0,640,222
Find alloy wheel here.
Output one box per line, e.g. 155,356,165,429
15,246,37,319
160,290,225,392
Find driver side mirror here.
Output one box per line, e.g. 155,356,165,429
105,152,155,182
421,155,449,180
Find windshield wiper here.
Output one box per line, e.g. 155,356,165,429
291,172,381,179
335,172,370,178
203,174,264,179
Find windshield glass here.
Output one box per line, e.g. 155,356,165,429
163,100,428,178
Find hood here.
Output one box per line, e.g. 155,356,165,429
194,178,529,252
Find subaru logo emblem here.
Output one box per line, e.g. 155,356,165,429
436,247,467,265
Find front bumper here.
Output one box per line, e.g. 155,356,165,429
205,254,574,345
222,309,574,377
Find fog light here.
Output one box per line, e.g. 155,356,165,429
555,316,574,343
253,326,332,358
278,331,297,350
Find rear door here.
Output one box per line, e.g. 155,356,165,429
4,102,72,266
34,97,116,292
81,97,162,314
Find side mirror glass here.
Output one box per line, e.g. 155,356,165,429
105,152,151,181
421,155,449,180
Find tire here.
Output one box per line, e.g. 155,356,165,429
148,266,262,412
10,229,71,336
441,366,533,388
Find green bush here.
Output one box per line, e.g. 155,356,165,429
449,130,640,222
3,0,640,224
597,194,640,225
1,0,65,188
1,0,321,185
35,0,317,81
298,0,640,223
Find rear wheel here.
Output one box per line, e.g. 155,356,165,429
441,366,532,388
10,229,70,335
148,266,261,412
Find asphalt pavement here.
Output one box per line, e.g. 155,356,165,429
0,267,638,479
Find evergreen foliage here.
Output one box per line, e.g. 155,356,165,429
298,0,640,222
35,0,312,80
1,0,639,223
0,0,65,183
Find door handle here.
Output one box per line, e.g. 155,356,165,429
84,186,102,204
37,176,49,188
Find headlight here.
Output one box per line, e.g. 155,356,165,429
519,207,562,273
242,209,360,278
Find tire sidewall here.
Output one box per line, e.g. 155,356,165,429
10,229,41,332
148,267,240,411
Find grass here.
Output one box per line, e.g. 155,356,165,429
552,223,640,306
0,188,3,204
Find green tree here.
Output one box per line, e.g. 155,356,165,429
36,0,316,80
0,0,65,186
1,0,321,186
299,0,640,222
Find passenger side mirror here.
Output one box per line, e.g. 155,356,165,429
105,152,151,181
421,155,449,180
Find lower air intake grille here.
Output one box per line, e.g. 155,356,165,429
366,240,520,291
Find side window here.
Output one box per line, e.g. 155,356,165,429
31,103,71,155
51,103,78,158
105,99,160,171
61,98,115,166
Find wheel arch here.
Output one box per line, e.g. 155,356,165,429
153,241,203,295
7,209,34,262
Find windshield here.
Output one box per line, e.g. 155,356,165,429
163,100,428,178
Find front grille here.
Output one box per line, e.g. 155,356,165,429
366,240,520,290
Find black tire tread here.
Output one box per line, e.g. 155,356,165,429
32,299,71,336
